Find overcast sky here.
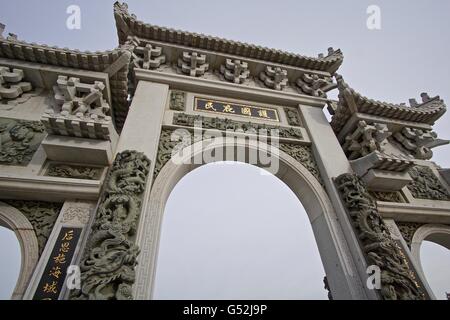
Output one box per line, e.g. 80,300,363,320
0,0,449,300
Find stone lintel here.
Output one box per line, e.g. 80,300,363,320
134,68,327,109
361,169,412,191
42,135,115,165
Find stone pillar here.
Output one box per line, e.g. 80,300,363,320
299,104,376,300
23,200,96,300
69,80,169,300
115,81,169,158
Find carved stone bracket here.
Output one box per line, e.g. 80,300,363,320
407,166,450,201
259,66,288,91
4,200,62,254
169,91,185,111
41,76,113,140
392,127,449,160
219,59,250,84
335,173,426,300
0,66,38,110
71,150,150,300
0,117,46,166
0,66,32,99
342,121,391,160
127,37,166,70
177,51,209,77
296,73,335,98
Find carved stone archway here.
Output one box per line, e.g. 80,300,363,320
0,202,40,300
410,224,450,299
133,137,363,300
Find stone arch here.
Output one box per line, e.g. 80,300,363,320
133,137,362,300
0,202,40,300
410,224,450,299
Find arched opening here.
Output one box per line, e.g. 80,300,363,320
410,224,450,300
0,202,40,300
134,138,361,300
0,226,21,300
153,161,328,299
420,241,450,300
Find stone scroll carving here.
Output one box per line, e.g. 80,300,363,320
173,113,303,140
335,173,426,300
219,59,250,84
45,163,103,180
284,108,301,127
407,166,450,201
177,51,209,77
71,150,150,300
4,200,62,254
0,117,46,166
278,143,323,185
396,222,424,248
41,76,113,140
169,91,185,111
369,191,404,203
259,66,288,91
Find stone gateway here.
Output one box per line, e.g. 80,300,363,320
0,2,449,300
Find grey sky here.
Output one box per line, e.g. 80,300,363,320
0,0,449,299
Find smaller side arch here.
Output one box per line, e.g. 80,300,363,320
0,201,40,300
410,224,450,299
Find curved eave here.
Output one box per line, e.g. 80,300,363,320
330,77,447,133
113,2,343,74
0,36,131,131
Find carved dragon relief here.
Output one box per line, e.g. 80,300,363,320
335,173,426,300
71,150,150,300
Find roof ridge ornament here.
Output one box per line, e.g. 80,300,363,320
113,2,344,73
331,74,447,134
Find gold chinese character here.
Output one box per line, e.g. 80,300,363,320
49,266,62,279
59,242,70,253
258,109,269,118
62,230,74,241
204,101,217,111
223,104,235,113
43,281,58,294
53,253,66,264
241,107,252,116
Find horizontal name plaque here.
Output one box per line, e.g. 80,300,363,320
194,97,279,122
